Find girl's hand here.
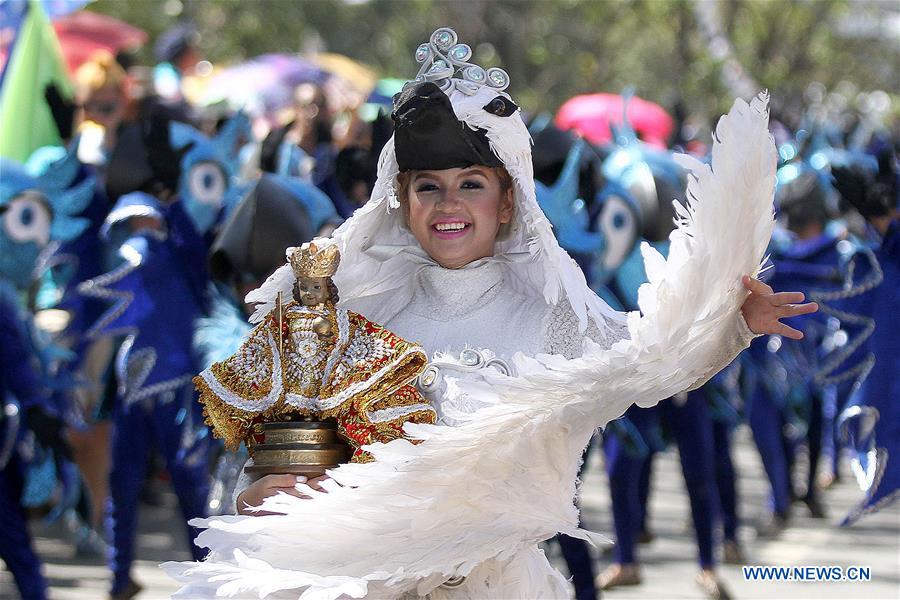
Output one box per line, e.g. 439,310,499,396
740,275,818,339
236,474,328,516
305,474,331,492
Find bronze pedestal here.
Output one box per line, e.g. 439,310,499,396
245,420,352,477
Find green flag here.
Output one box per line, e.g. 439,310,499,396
0,0,73,162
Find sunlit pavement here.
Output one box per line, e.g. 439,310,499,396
575,427,900,600
2,427,898,599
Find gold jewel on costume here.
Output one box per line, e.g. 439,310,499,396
195,244,436,477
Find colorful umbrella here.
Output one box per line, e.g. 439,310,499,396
358,77,404,121
202,53,329,115
0,1,90,77
313,52,377,96
555,93,675,150
51,10,147,73
366,77,405,106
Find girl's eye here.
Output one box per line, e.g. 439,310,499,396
416,183,438,193
461,180,483,190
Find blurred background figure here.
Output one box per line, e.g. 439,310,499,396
831,149,899,526
0,152,91,600
74,106,255,596
152,21,200,121
73,50,129,169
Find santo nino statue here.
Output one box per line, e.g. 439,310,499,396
196,242,437,465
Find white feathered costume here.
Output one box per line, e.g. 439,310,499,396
163,28,775,600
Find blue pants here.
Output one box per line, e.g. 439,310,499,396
804,388,825,500
604,404,655,566
747,384,792,516
636,457,652,536
107,385,211,595
553,443,598,600
0,456,47,600
606,394,718,568
659,394,717,569
712,419,739,542
556,531,597,600
821,383,847,477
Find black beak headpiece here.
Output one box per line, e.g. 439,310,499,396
392,81,510,172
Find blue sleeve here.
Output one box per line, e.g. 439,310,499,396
120,235,151,263
880,219,900,268
0,297,46,410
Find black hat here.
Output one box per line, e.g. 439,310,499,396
154,22,199,64
831,149,898,219
105,113,190,201
105,121,154,202
208,174,314,283
531,122,580,181
777,170,831,229
392,81,505,172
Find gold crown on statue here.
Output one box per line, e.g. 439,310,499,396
290,242,340,278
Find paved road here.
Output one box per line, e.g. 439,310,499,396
2,427,898,599
576,428,900,600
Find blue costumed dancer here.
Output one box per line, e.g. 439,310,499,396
77,114,244,599
831,150,899,524
589,121,738,599
745,161,881,532
0,157,90,600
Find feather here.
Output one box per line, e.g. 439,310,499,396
194,289,252,369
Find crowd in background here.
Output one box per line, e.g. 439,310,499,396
0,12,897,600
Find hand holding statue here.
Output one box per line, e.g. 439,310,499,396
237,474,332,514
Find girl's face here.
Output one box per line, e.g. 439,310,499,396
405,167,513,269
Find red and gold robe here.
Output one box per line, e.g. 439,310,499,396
195,301,435,461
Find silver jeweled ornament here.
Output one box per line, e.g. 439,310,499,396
410,27,512,96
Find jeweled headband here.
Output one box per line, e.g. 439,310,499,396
411,27,511,96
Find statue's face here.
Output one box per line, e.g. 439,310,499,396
296,276,330,306
405,167,513,270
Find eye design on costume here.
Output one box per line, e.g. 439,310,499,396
482,96,518,117
187,161,226,206
2,192,51,247
598,195,638,270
